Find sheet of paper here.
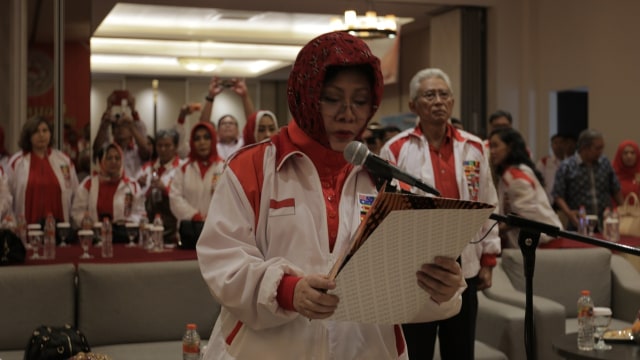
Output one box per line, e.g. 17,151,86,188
329,206,495,324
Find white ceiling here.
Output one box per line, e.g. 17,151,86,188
27,0,497,79
90,3,418,78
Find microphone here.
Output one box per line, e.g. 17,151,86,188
344,141,441,196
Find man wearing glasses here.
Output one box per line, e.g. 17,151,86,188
380,68,500,360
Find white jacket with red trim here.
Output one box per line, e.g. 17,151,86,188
0,167,12,219
196,139,463,360
498,164,563,247
169,160,224,220
70,175,145,227
136,156,184,197
380,126,501,279
7,150,78,222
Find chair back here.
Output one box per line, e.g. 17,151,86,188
501,248,612,317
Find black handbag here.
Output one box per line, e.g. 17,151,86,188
178,220,204,249
24,324,91,360
0,229,26,265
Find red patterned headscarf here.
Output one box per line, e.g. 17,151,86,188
287,31,383,147
613,139,640,180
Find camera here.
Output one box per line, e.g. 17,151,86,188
221,79,234,88
110,100,132,122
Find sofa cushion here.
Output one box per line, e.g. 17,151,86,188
501,248,612,317
0,263,76,351
77,260,220,346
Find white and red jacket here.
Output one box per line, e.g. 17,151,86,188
497,164,563,247
196,127,463,360
380,126,501,279
71,175,145,227
7,150,78,223
136,156,184,197
0,167,12,218
169,159,224,221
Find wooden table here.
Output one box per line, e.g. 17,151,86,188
552,333,640,359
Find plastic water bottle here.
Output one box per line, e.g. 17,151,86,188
152,214,164,251
101,217,113,258
43,213,56,259
182,323,201,360
577,289,594,351
138,213,149,248
151,171,163,204
602,207,611,240
608,207,620,243
16,214,27,247
577,205,587,234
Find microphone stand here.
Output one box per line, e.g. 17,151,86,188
489,213,640,360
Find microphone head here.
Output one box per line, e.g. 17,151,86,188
344,141,369,166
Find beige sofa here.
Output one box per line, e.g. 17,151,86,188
483,248,640,360
0,261,220,360
1,260,509,360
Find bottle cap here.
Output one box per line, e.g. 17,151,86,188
581,290,590,296
186,323,197,330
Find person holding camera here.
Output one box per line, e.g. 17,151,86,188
199,77,255,160
93,90,153,177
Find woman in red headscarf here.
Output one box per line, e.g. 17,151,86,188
612,139,640,204
71,143,145,236
242,110,279,145
195,32,464,360
169,122,224,222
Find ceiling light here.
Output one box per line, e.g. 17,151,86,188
331,10,397,39
177,57,223,72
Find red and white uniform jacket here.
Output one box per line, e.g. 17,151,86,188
380,126,501,279
169,159,224,221
8,150,78,222
0,168,12,218
196,127,463,360
137,156,184,197
71,175,145,226
498,164,563,247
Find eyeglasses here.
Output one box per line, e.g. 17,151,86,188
417,90,452,102
319,97,373,119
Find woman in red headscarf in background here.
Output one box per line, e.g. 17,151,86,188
195,32,464,360
612,139,640,204
71,143,145,239
242,110,280,145
169,122,224,222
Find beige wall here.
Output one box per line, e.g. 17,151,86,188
488,0,640,159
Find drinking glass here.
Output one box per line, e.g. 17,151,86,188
57,222,71,247
26,223,41,250
27,230,43,259
586,215,598,236
593,307,613,350
78,229,94,259
125,222,139,247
